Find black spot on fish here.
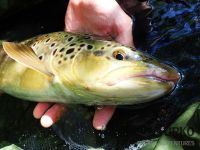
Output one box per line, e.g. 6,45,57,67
101,47,104,50
64,34,68,37
78,48,81,51
58,61,62,64
70,55,75,59
70,43,76,46
66,48,74,54
53,49,57,56
51,43,55,47
59,48,65,52
94,50,104,56
106,56,111,60
64,57,67,61
68,37,73,42
33,43,36,47
60,54,63,58
46,38,50,43
39,56,43,60
80,44,85,47
87,45,93,50
107,44,111,47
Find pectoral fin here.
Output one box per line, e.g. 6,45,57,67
3,42,53,77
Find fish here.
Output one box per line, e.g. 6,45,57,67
0,31,180,105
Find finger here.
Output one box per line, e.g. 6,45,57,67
115,17,134,47
116,29,133,47
33,102,52,119
40,104,66,128
115,13,134,46
93,106,116,130
64,0,81,33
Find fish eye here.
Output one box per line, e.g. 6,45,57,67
113,50,126,60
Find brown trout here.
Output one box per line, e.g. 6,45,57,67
0,31,180,105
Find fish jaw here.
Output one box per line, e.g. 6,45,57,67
103,66,180,87
91,61,180,104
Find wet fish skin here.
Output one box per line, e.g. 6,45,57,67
0,31,180,105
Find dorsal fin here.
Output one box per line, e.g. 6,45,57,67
3,42,53,77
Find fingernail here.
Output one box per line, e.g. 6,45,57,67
40,115,53,128
97,106,103,110
96,124,106,131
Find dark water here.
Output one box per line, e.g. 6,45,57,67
0,0,200,150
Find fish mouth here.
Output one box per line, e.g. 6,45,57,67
131,74,179,83
100,65,180,86
103,72,180,86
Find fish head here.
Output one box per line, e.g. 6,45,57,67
69,41,180,104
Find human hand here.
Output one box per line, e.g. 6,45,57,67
33,0,133,130
65,0,133,46
33,102,115,130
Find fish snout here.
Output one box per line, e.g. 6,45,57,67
154,63,181,83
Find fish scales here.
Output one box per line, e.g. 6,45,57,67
0,31,180,105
